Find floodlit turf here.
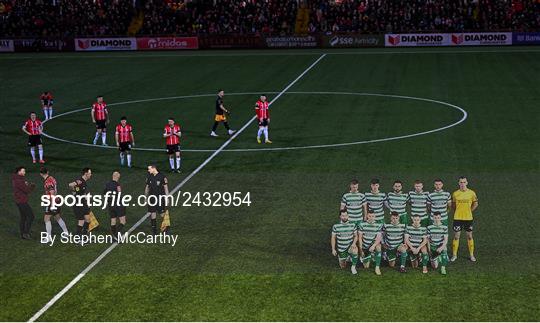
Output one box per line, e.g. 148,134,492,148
0,47,539,321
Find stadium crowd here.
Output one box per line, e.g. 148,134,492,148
0,0,539,37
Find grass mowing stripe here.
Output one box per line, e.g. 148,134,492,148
27,53,326,322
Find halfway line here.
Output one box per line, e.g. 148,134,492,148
27,53,326,322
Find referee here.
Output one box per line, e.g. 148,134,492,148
145,165,169,234
104,171,126,239
68,168,92,236
451,176,478,262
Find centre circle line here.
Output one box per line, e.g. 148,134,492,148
41,91,467,152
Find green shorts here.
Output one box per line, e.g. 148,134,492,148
429,244,447,258
337,249,355,262
385,247,398,262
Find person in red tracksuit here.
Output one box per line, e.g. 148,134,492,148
12,166,36,239
255,94,272,144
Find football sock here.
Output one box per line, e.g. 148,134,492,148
44,109,49,120
263,127,269,140
452,239,460,256
351,254,358,266
38,146,43,160
111,224,117,236
82,221,89,235
30,147,36,160
467,238,475,256
169,157,175,170
127,154,132,167
441,250,449,266
224,122,230,130
362,254,371,265
257,128,264,138
118,223,124,233
93,132,100,144
175,157,181,169
400,251,407,267
421,253,429,266
375,251,382,267
48,108,53,119
76,224,83,235
45,220,52,237
57,218,68,233
101,132,106,145
119,152,124,165
212,122,218,131
151,218,157,234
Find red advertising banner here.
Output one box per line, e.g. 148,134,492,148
137,37,198,50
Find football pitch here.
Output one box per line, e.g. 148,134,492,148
0,47,539,321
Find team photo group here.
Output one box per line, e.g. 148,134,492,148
333,177,478,275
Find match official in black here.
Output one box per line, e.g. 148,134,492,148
104,171,126,240
145,165,169,234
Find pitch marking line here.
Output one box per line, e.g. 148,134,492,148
2,48,540,60
28,53,327,322
42,92,468,152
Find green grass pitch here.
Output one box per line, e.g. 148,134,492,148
0,47,539,321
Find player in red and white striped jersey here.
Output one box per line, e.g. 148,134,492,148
91,95,109,145
40,91,54,120
22,112,45,163
163,118,182,173
115,116,135,168
40,167,69,243
255,95,272,144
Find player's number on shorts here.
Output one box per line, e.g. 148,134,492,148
181,192,251,207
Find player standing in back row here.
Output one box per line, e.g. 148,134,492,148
115,117,135,168
22,112,45,164
92,95,109,145
163,118,181,173
210,89,235,137
451,176,478,262
255,94,272,144
428,179,451,225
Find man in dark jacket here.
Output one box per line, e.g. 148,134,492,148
12,166,36,239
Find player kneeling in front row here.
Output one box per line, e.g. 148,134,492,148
358,210,383,275
40,168,69,242
383,211,408,273
405,214,429,273
427,212,449,275
331,209,359,275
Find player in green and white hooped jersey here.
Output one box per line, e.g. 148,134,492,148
408,180,430,227
385,180,409,225
427,212,449,275
331,209,359,275
428,179,452,225
383,211,408,273
358,210,383,275
365,178,386,223
340,179,367,227
405,214,429,274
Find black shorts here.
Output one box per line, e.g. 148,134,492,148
258,118,269,127
166,144,180,155
44,205,61,216
95,120,107,130
119,142,132,152
147,197,166,214
28,135,42,147
453,219,473,232
72,205,90,220
108,207,126,219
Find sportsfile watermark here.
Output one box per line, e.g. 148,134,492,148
41,191,252,209
41,232,178,247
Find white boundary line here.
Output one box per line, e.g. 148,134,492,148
27,53,327,322
42,91,468,152
1,48,540,60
